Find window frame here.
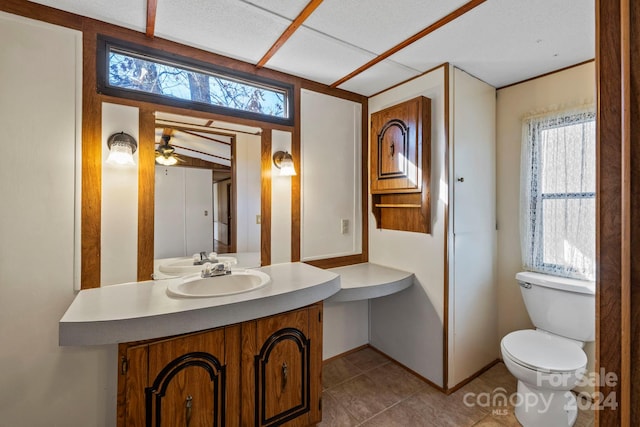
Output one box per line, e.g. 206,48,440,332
525,111,596,279
96,35,294,126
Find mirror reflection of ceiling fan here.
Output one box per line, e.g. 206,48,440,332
155,129,186,166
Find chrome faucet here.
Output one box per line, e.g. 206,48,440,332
201,262,231,278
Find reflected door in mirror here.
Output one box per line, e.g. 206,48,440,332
155,166,214,258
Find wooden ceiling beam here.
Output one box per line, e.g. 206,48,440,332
256,0,324,68
330,0,487,88
146,0,158,38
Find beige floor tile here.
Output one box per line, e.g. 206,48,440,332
363,362,428,399
472,410,521,426
321,355,599,427
343,347,390,372
326,371,403,422
323,356,362,390
374,385,489,427
317,391,359,427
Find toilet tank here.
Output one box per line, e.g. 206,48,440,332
517,271,595,342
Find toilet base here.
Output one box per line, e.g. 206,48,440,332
514,381,578,427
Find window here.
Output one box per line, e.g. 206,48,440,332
97,36,293,125
521,109,596,280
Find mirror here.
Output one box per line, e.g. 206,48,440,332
152,112,262,276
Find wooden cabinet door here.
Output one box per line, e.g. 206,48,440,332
370,96,429,194
146,329,226,427
119,327,241,427
243,303,323,427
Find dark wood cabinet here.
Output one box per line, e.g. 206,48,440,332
370,96,431,233
242,303,322,427
118,326,240,427
370,96,429,194
117,303,322,427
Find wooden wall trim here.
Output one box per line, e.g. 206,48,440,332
81,30,102,289
442,63,451,390
291,86,302,263
137,109,155,282
261,130,272,266
497,59,595,90
595,0,631,425
629,1,640,423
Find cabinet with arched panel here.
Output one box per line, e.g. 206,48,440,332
116,303,322,427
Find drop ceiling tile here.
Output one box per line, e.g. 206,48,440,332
29,0,146,31
154,0,291,64
389,0,595,88
303,0,471,54
240,0,309,20
265,26,377,86
337,60,420,97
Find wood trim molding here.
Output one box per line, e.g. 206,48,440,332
496,59,596,91
442,63,451,390
330,0,486,88
628,2,640,424
595,0,633,425
137,109,155,282
81,30,102,289
261,130,272,266
145,0,157,38
256,0,323,68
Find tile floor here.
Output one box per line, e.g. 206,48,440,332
319,347,595,427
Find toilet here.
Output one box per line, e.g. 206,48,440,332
500,271,595,427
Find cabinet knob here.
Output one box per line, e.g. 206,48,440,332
457,177,465,182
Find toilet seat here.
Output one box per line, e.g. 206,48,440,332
501,330,587,373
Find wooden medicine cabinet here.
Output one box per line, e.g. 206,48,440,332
370,96,431,233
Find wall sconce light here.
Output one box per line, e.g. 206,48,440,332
272,151,296,176
106,132,137,166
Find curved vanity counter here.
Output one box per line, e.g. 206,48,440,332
325,262,414,302
59,262,340,346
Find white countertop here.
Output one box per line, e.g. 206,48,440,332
59,261,413,347
59,262,339,346
326,263,414,303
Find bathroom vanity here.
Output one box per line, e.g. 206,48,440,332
59,262,413,426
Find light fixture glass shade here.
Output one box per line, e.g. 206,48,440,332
106,141,135,166
106,132,137,166
273,151,296,176
278,156,296,176
156,155,178,166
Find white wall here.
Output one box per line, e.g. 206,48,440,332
271,130,292,264
368,67,448,386
235,133,261,253
0,12,117,426
300,90,362,261
101,103,139,285
496,62,596,392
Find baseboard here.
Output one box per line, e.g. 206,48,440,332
444,359,501,394
321,344,369,364
367,345,447,393
323,344,501,396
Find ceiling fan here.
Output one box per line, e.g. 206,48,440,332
155,131,185,166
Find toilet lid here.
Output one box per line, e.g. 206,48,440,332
501,330,587,373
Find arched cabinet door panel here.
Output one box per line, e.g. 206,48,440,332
242,303,323,427
118,327,241,427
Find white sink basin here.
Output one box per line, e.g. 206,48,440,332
159,256,237,275
166,269,271,298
